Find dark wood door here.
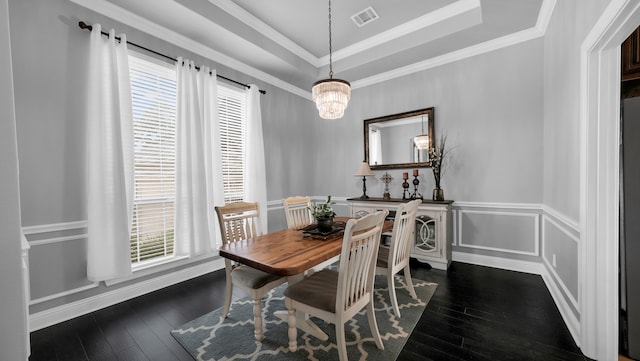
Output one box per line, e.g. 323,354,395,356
622,26,640,81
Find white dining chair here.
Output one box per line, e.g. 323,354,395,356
283,196,314,229
284,210,388,361
376,199,421,318
215,201,286,341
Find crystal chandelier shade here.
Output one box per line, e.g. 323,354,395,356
312,79,351,119
313,0,351,119
413,115,430,149
413,135,430,149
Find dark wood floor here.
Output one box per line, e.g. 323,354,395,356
29,261,589,361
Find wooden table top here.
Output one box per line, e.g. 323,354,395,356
219,217,393,276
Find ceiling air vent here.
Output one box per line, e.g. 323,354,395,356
351,6,379,27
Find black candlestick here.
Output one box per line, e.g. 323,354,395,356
410,175,423,200
402,177,411,200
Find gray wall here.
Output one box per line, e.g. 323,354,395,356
8,0,607,346
0,0,29,357
8,0,313,316
303,39,544,205
542,0,613,322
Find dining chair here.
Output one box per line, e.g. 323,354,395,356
283,196,313,229
376,199,421,318
214,201,286,341
284,210,388,361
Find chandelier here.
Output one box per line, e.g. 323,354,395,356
413,116,430,149
312,0,351,119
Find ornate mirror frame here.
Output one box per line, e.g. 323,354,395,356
364,107,435,170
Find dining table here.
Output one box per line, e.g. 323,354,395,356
218,216,393,340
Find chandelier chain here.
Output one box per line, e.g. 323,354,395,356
328,0,333,78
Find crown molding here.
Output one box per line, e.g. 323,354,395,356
536,0,558,33
325,0,481,65
207,0,320,67
69,0,556,100
69,0,312,100
351,26,543,89
350,0,556,89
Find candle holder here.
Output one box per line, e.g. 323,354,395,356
402,173,411,200
410,174,423,200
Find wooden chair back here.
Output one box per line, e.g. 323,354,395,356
388,199,421,270
336,209,388,318
215,201,262,245
283,196,313,229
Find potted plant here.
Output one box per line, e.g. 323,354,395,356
309,195,337,232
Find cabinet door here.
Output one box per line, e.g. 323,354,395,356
414,214,440,257
352,206,374,218
351,205,393,218
622,26,640,81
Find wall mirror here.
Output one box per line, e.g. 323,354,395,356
364,107,435,170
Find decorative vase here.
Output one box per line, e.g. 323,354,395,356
433,187,444,201
316,217,334,232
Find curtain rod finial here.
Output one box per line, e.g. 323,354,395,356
78,21,92,31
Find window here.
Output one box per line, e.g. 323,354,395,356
129,53,177,264
218,86,246,204
127,53,247,265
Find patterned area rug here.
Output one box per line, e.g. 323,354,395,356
171,275,437,361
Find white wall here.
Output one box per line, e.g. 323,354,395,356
0,0,29,358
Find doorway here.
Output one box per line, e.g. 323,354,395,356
620,31,640,357
621,89,640,360
581,1,640,360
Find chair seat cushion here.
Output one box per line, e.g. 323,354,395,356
232,265,282,289
376,245,390,268
284,269,338,313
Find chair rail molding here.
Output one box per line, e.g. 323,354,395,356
22,220,87,236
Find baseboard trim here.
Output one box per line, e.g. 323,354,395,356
541,264,581,347
30,258,225,331
452,251,543,275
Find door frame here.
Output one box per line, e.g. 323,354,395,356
580,0,640,359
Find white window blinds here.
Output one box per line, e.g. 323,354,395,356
128,53,177,264
218,86,246,204
126,53,247,264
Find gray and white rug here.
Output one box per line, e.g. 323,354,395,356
171,275,437,361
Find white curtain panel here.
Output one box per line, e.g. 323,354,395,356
174,58,223,257
244,85,268,232
86,25,134,282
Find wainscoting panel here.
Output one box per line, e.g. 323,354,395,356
542,211,580,315
456,208,540,256
27,236,94,304
23,221,93,304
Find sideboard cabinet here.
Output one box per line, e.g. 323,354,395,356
347,198,453,270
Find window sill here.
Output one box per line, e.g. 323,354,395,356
105,253,221,287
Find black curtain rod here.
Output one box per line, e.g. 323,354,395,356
78,21,266,94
